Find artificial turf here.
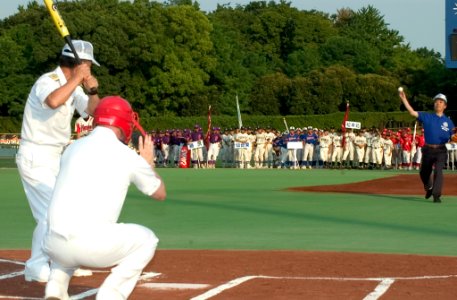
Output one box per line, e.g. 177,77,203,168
1,168,457,256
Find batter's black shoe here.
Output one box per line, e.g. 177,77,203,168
433,196,441,203
425,188,433,199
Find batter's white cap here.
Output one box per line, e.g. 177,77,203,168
61,40,100,66
433,93,447,103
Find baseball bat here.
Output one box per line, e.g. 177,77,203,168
44,0,81,64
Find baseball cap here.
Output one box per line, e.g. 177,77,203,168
61,40,100,66
433,93,447,103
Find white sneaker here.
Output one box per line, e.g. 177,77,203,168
45,280,70,300
73,268,93,277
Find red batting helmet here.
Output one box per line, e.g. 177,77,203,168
93,96,146,144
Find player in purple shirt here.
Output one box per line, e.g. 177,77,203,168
207,127,222,168
190,125,204,168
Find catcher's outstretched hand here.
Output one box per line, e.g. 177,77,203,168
451,133,457,143
139,134,155,167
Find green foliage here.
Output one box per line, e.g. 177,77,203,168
0,0,455,119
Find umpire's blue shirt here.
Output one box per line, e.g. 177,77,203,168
418,112,455,145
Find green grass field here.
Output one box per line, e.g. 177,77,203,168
1,167,457,256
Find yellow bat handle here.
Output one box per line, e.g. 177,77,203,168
44,0,70,38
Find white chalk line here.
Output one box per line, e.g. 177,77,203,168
190,274,457,300
2,257,457,300
0,258,25,266
363,278,395,300
66,271,162,300
141,282,211,290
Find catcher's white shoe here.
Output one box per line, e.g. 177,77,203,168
45,280,70,300
73,268,93,277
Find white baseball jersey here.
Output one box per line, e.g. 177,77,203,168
354,135,367,147
332,134,342,146
255,132,267,145
48,127,162,238
21,67,89,148
371,136,383,148
74,116,94,137
382,137,394,151
319,135,332,148
235,132,249,142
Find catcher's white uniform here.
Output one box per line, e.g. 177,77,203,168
44,127,163,300
16,66,90,282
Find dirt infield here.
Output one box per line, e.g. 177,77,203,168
288,174,457,196
2,174,457,299
1,250,457,299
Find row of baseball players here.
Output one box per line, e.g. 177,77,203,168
131,126,457,170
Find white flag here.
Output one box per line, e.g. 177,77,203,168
236,94,243,129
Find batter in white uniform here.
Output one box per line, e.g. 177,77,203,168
43,96,166,300
16,40,100,283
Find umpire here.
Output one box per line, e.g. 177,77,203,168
399,90,456,203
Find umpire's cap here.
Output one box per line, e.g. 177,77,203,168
433,93,447,103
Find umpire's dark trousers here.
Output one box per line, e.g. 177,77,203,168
420,144,448,198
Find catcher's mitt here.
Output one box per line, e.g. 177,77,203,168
451,133,457,143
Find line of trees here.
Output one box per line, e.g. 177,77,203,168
0,0,456,120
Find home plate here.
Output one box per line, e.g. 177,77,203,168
140,283,210,290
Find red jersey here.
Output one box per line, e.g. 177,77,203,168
415,135,425,147
401,135,413,151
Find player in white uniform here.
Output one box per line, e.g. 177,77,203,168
331,131,343,168
382,132,394,169
371,130,384,169
247,128,256,168
16,40,100,283
318,130,332,168
363,129,373,168
353,130,367,168
264,128,276,168
43,96,166,300
253,128,267,168
341,129,355,168
235,128,250,168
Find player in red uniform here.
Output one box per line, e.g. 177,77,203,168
400,130,413,170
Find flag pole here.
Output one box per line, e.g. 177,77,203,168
341,101,350,148
283,118,289,133
236,94,243,129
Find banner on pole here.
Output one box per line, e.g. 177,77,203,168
188,140,205,149
344,121,361,129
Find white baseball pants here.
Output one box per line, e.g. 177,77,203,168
44,223,158,299
16,143,62,279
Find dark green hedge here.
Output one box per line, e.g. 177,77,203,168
1,112,419,134
139,111,416,132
